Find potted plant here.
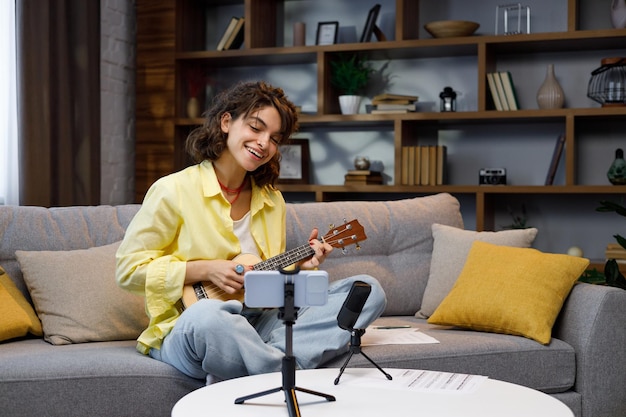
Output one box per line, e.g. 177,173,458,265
330,54,373,114
591,200,626,290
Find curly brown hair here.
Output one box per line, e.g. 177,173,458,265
185,81,299,187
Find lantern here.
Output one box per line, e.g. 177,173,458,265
439,86,457,112
587,57,626,106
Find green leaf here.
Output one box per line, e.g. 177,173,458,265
596,200,626,216
578,268,606,285
604,259,626,290
615,234,626,250
330,54,372,95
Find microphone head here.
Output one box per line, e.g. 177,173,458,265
337,280,371,330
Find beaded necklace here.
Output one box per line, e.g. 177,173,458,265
217,177,247,205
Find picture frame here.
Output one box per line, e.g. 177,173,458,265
360,4,381,42
278,138,311,184
316,21,339,45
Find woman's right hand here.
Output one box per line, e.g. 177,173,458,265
185,259,249,294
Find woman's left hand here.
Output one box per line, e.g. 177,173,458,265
299,228,333,269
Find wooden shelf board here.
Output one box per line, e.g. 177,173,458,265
176,28,626,62
277,184,626,195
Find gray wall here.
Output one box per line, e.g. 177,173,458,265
100,0,135,205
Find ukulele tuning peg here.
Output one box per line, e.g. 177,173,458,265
341,246,348,255
328,223,335,231
355,243,361,251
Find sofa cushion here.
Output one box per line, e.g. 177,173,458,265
427,241,589,344
0,266,42,341
0,339,204,417
15,242,148,345
416,224,538,318
285,194,464,316
323,316,576,394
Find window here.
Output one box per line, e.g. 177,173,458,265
0,0,18,205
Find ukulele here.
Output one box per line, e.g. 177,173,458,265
179,219,366,309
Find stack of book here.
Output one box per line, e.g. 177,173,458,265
370,93,418,114
216,17,245,51
344,170,384,185
486,71,519,111
605,243,626,262
400,145,447,186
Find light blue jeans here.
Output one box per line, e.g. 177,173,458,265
150,274,386,382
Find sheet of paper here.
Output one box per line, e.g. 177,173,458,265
361,326,439,346
346,368,488,394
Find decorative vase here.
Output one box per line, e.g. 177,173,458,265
611,0,626,29
186,97,200,118
536,64,565,109
338,95,361,115
607,148,626,185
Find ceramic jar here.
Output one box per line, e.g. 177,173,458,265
611,0,626,29
536,64,565,109
608,148,626,185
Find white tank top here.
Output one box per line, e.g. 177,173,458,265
232,211,260,257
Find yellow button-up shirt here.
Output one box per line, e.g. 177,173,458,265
116,161,286,354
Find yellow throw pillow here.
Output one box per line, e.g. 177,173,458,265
0,266,43,342
428,240,589,344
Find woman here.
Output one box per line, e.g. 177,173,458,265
116,81,386,382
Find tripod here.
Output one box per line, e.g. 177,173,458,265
334,328,392,385
234,280,335,417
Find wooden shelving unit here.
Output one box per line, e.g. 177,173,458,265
135,0,626,249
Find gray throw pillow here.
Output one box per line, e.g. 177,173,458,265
16,241,148,345
416,223,538,319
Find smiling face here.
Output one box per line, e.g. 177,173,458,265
220,105,283,173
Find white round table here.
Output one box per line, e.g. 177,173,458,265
172,368,574,417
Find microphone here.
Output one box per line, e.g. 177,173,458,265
337,280,371,330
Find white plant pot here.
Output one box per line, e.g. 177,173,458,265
339,95,361,115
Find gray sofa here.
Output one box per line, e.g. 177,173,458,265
1,194,625,417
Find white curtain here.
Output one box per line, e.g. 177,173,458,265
0,0,19,205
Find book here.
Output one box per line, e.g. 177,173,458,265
486,73,504,111
499,71,519,111
413,146,421,185
407,147,415,185
420,146,431,185
344,172,382,180
401,146,410,185
223,17,245,50
216,17,239,51
344,171,383,184
605,242,626,260
429,145,437,186
545,134,565,185
344,172,383,185
371,109,413,114
345,179,383,185
346,170,375,175
493,72,509,111
345,177,383,185
436,145,447,185
374,103,418,111
372,93,418,103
